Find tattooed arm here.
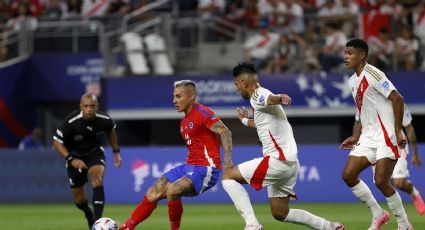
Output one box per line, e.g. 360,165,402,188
209,120,233,172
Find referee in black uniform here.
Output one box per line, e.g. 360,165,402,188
53,93,122,229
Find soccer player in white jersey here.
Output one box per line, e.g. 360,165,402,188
341,38,413,230
221,62,345,230
353,105,424,215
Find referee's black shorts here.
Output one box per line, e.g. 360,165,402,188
66,150,106,188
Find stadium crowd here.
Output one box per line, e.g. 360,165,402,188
1,0,425,73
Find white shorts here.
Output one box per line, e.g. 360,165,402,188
238,156,299,198
349,142,401,165
392,148,409,179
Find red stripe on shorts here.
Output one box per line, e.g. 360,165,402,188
250,156,270,191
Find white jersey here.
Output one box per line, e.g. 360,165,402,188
250,87,298,161
348,63,399,155
356,104,412,128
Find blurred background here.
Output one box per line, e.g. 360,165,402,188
1,0,425,206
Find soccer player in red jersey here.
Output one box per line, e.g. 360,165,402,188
119,80,232,230
341,38,413,230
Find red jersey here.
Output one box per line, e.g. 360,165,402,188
180,103,221,170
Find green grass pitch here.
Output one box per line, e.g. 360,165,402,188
1,203,422,229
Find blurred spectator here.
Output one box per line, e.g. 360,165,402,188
7,2,38,31
379,0,405,22
42,0,67,20
107,0,131,15
226,0,260,30
318,0,339,20
275,0,305,35
336,0,359,36
64,0,82,19
396,25,420,71
18,127,44,150
298,0,317,14
10,0,42,16
413,1,425,45
82,0,109,18
320,22,347,72
244,19,279,71
368,27,395,70
198,0,225,20
266,33,305,73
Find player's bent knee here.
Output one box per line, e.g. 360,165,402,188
391,179,404,189
166,185,183,198
271,211,288,222
90,176,104,187
146,186,165,201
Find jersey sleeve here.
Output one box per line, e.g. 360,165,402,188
369,73,397,98
402,104,412,127
53,120,70,144
250,87,273,110
203,112,221,129
105,116,116,131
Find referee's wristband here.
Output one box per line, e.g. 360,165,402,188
112,148,120,154
65,154,74,163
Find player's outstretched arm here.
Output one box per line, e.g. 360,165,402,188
107,129,122,168
237,106,256,128
267,94,292,106
209,120,233,172
405,124,422,168
389,90,407,149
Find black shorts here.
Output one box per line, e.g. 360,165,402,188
66,150,106,188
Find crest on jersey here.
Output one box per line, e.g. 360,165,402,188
210,115,216,120
381,81,390,90
189,122,194,129
259,95,265,105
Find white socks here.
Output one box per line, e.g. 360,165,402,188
351,180,383,218
284,209,331,230
386,192,410,228
222,179,260,226
411,186,419,197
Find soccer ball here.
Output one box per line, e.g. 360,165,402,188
92,217,118,230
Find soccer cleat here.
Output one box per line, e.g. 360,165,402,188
244,224,264,230
412,193,425,215
367,210,390,230
330,222,345,230
398,224,414,230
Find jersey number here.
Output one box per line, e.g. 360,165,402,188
185,133,192,146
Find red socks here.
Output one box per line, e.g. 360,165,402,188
125,196,157,229
168,199,183,230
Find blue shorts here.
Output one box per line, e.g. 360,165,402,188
164,164,220,195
